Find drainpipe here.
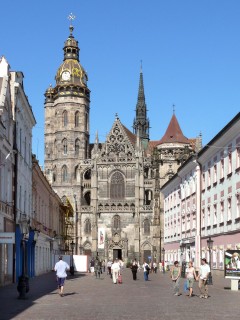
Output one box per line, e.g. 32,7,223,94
195,157,202,271
12,87,18,283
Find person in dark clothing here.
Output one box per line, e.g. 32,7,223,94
131,259,138,280
95,257,101,278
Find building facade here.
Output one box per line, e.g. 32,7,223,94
161,112,240,271
44,25,199,264
32,155,66,275
0,56,15,286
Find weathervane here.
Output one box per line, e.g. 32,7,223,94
68,13,76,35
68,13,76,24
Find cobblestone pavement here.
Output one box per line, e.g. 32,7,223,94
0,269,239,320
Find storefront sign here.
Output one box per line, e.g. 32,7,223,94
224,250,240,279
0,232,15,244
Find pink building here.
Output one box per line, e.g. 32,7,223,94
161,112,240,272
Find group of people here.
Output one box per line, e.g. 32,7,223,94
170,258,211,299
54,255,211,299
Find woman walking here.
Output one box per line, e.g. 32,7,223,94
170,261,181,296
185,261,197,297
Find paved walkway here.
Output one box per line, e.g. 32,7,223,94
0,269,239,320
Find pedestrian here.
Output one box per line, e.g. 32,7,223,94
90,257,95,274
107,259,112,278
153,261,157,273
185,261,197,297
142,260,150,281
170,261,181,296
131,259,138,280
94,257,101,279
54,256,70,297
197,258,210,299
119,259,124,274
159,261,163,272
111,259,120,284
102,260,106,272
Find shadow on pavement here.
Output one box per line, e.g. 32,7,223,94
0,271,85,320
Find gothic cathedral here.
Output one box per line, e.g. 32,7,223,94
44,25,201,263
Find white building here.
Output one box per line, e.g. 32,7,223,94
10,70,36,279
0,56,15,286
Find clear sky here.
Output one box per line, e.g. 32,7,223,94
1,0,240,166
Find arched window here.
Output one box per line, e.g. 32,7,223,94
62,165,68,182
75,139,80,156
53,139,57,155
110,172,125,199
62,111,68,127
143,219,150,235
84,169,91,180
53,166,57,182
74,165,78,180
113,215,120,229
84,219,91,234
83,191,91,206
75,111,80,127
62,138,68,154
144,190,152,205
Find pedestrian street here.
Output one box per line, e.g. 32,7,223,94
0,269,239,320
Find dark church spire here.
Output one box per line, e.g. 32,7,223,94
133,64,150,146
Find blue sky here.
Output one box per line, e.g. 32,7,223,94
1,1,240,166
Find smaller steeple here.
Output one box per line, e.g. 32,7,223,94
133,63,150,146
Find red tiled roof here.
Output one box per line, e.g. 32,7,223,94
158,114,189,144
122,124,136,146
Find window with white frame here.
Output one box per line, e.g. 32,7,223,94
236,194,240,219
192,214,196,229
207,206,211,226
220,200,224,223
202,173,205,189
202,208,205,227
213,204,217,225
227,197,232,221
187,216,190,231
213,164,217,183
236,146,240,169
228,150,232,174
220,158,224,179
182,217,185,232
207,168,211,187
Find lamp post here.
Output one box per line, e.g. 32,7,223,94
162,248,165,273
206,236,214,285
180,244,186,278
70,240,75,276
17,214,30,299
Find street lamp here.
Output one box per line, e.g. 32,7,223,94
180,243,186,278
70,240,75,275
17,214,30,299
207,236,214,285
162,247,165,273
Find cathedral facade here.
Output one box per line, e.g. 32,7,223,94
44,26,200,263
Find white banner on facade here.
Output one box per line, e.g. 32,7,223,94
0,232,15,244
98,228,105,249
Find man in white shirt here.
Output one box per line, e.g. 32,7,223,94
54,256,70,297
197,258,210,299
111,259,120,284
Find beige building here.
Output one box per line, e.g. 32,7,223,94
32,155,66,274
44,25,200,263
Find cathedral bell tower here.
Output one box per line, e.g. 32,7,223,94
44,23,90,209
133,66,150,149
